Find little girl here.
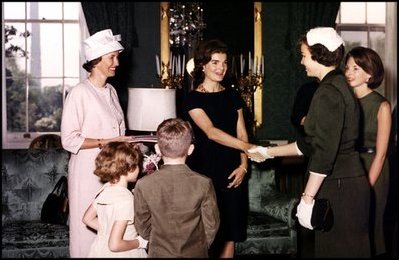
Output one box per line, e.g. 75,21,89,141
83,141,148,257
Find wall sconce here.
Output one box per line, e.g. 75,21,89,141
127,88,177,132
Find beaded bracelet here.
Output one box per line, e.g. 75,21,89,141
97,139,103,149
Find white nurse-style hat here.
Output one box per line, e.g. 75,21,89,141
83,29,124,62
306,27,345,52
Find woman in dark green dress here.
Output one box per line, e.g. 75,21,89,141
184,39,259,257
250,27,371,257
345,46,391,257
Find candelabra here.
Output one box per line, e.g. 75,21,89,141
234,53,264,114
156,62,183,89
236,72,264,114
155,53,185,89
232,53,264,136
169,2,206,48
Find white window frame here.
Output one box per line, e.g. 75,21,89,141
2,2,89,149
336,2,397,109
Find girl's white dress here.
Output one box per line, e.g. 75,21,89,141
88,183,148,258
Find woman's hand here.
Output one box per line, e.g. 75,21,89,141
227,166,247,188
113,135,135,142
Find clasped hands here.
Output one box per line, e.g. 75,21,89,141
246,146,274,163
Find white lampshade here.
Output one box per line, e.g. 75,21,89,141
127,88,177,131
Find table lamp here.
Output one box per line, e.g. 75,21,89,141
127,88,177,133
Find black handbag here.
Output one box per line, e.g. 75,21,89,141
311,198,334,232
41,175,69,225
292,198,334,232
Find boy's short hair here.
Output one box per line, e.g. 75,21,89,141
94,142,142,183
157,118,193,158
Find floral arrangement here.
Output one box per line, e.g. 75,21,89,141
142,153,162,175
134,141,162,175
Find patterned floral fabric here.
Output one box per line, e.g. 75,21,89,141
1,221,69,258
2,149,70,258
235,165,298,256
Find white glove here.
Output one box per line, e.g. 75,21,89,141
247,146,274,162
137,235,148,249
296,198,315,230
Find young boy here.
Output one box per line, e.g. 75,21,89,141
134,118,220,257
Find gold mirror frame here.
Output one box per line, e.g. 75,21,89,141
160,2,263,128
254,2,262,128
160,2,170,82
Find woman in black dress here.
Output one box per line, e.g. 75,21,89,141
345,47,391,256
184,39,259,257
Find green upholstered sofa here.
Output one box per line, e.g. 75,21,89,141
235,161,299,256
2,149,70,258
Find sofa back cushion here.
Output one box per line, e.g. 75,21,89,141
2,149,70,223
248,165,276,212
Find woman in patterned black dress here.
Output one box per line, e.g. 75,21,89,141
184,39,259,257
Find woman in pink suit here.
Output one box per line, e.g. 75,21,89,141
60,29,133,257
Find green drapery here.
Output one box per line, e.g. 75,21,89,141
81,2,138,48
260,2,340,140
286,2,341,84
81,2,138,115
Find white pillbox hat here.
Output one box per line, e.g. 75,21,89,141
306,27,344,52
83,29,124,62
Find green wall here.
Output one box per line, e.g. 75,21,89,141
258,2,300,141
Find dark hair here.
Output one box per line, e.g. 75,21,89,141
82,56,102,72
192,39,228,88
157,118,193,158
94,142,142,183
298,34,345,68
345,46,384,89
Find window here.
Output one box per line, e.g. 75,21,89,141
2,2,83,148
336,2,397,106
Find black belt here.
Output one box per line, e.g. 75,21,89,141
359,147,376,154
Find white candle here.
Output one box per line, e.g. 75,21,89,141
178,55,181,75
156,55,160,76
182,55,185,76
172,54,175,76
240,54,243,74
249,51,252,71
169,52,173,70
177,55,180,75
262,55,264,75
